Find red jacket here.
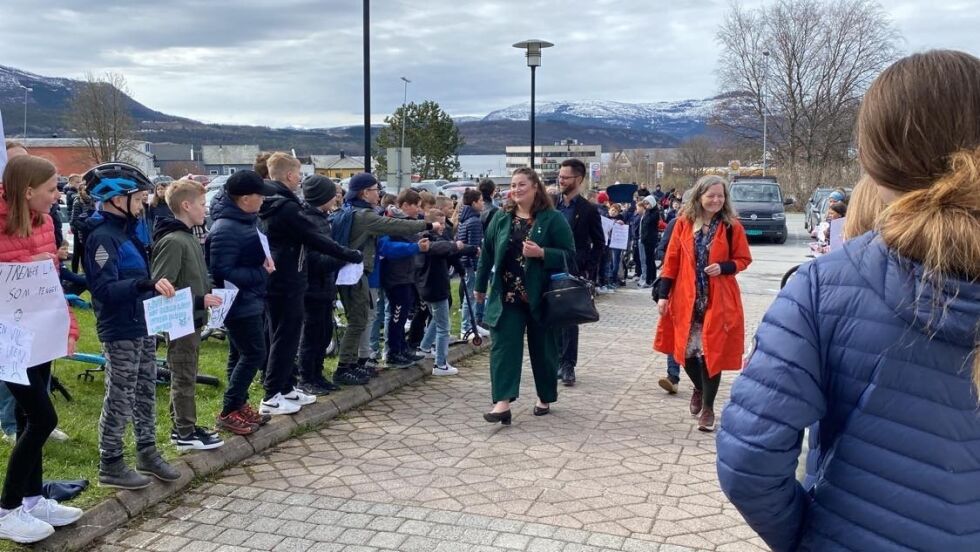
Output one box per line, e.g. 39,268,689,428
0,196,80,344
654,217,751,376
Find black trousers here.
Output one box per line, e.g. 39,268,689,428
71,234,84,273
385,284,415,357
264,293,304,400
298,297,333,383
642,242,658,285
684,355,721,410
223,314,267,415
559,325,578,375
2,363,56,509
408,299,430,349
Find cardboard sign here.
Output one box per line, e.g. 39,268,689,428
0,261,70,367
143,287,194,339
0,320,34,385
256,228,272,260
206,288,238,330
336,262,364,286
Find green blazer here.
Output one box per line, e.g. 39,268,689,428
475,207,576,327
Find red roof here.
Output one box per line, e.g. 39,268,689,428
28,147,96,176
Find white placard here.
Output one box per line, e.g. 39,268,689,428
0,108,7,177
0,261,70,367
600,216,614,240
829,217,845,251
0,321,34,385
336,262,364,286
143,287,195,339
609,224,629,250
206,288,239,330
256,228,272,260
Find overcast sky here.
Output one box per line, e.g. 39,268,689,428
3,0,978,128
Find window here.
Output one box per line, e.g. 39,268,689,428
225,167,236,175
209,169,219,175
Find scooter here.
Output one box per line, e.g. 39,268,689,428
457,276,484,347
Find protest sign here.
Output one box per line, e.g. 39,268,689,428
206,288,238,330
0,261,69,367
0,320,34,385
257,229,272,260
143,287,194,339
600,216,614,243
336,262,364,286
609,224,630,250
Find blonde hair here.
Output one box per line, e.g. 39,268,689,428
424,208,444,224
680,174,737,225
857,49,980,396
266,152,300,181
165,178,206,215
419,191,436,209
2,155,56,238
842,176,885,240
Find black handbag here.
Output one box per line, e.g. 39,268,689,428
542,255,600,326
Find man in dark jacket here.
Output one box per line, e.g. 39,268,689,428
639,196,661,287
477,178,498,232
257,153,362,415
296,176,348,396
379,190,426,368
554,159,604,387
455,188,488,338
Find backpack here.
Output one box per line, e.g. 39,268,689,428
329,204,357,247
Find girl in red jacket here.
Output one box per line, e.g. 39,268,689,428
654,174,752,432
0,155,82,544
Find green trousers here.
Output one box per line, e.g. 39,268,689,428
489,302,559,404
338,275,371,364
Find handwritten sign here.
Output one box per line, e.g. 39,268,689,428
0,261,69,367
0,321,34,385
336,262,364,286
257,229,272,260
206,288,239,330
143,287,194,339
609,224,629,250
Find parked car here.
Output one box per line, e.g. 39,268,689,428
206,174,230,191
439,181,477,200
805,186,851,232
58,197,73,255
413,179,448,195
730,176,793,244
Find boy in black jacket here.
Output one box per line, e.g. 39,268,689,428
257,154,362,416
380,190,426,368
417,209,476,375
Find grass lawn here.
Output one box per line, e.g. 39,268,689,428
0,281,465,548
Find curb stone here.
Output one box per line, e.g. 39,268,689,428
37,338,490,552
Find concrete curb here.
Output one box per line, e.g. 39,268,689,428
38,339,490,552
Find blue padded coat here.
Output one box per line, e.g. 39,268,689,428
716,232,980,552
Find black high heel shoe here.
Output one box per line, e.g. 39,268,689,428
483,410,512,425
533,405,550,416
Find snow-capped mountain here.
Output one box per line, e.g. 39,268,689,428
484,98,722,139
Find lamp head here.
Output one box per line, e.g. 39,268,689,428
513,39,554,68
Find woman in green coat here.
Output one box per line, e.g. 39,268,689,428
474,168,576,425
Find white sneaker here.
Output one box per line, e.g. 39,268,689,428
282,387,316,406
259,393,301,415
0,506,55,543
25,497,83,527
476,326,491,337
432,363,459,376
417,347,435,359
49,428,69,442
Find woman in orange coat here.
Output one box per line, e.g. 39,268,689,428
654,175,751,432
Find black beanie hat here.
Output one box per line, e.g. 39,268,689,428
302,175,337,207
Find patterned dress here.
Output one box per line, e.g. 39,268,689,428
685,216,722,357
501,215,533,305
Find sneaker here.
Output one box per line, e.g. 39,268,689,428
697,408,716,432
240,404,271,426
216,410,259,436
334,364,369,386
171,427,224,451
99,459,152,490
313,375,340,392
475,325,491,337
25,497,82,527
136,446,181,482
260,393,301,415
417,347,435,359
49,428,69,442
658,377,679,395
386,353,413,368
0,506,55,543
432,363,459,376
690,388,703,417
282,387,317,406
298,379,333,397
357,358,379,377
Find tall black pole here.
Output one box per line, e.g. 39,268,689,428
363,0,371,173
530,65,536,170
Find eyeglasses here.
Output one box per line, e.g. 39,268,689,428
364,187,380,193
557,175,582,182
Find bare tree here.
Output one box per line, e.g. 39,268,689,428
66,72,137,165
676,136,721,183
714,0,899,200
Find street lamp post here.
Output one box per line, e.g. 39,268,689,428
398,76,411,189
513,40,553,171
363,0,371,173
762,50,770,177
17,84,32,139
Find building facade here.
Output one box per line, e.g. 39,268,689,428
505,139,602,187
311,153,365,180
201,145,261,176
22,138,157,178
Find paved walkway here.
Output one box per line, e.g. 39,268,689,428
94,284,777,552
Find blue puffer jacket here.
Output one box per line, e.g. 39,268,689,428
717,233,980,552
205,194,268,321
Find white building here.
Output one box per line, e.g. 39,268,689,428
505,139,602,187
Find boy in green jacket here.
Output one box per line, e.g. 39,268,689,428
151,179,224,451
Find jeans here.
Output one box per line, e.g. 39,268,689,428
223,314,266,415
460,268,484,333
420,299,450,367
2,363,56,509
637,245,647,282
666,355,680,383
559,326,578,374
385,284,415,358
606,249,623,284
0,384,17,437
369,287,387,355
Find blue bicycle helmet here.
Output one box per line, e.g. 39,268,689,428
83,162,153,202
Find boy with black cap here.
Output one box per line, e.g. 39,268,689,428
258,153,362,415
296,175,347,395
206,170,278,435
334,172,440,385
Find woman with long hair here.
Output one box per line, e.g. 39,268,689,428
654,174,752,431
717,50,980,551
475,168,575,424
841,175,885,240
0,155,82,543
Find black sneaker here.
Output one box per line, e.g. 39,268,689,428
385,353,413,368
314,375,341,392
334,364,369,386
171,427,224,452
298,379,333,396
357,358,379,377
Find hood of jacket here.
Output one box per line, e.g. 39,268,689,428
212,192,258,225
258,180,300,220
151,216,192,243
458,204,480,224
846,232,980,347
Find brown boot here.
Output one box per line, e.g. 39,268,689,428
689,388,703,416
697,408,715,432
